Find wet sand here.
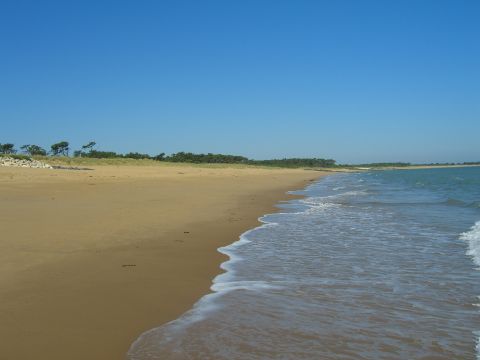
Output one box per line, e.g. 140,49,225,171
0,164,325,360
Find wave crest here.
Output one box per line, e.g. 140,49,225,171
460,221,480,267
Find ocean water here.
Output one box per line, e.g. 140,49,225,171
128,167,480,360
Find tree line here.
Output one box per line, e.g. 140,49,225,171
0,142,68,156
249,158,336,168
0,141,339,168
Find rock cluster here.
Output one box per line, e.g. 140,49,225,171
0,156,53,169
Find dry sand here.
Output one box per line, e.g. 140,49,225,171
0,164,326,360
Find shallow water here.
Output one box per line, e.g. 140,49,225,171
128,167,480,360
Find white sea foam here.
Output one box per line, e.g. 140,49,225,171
475,330,480,360
460,221,480,360
212,280,282,292
302,202,341,215
460,221,480,267
300,190,367,205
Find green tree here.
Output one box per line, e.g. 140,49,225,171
248,158,337,168
0,143,16,154
123,152,151,159
50,141,70,156
165,152,249,164
84,150,119,158
20,144,47,156
153,153,166,161
81,141,96,153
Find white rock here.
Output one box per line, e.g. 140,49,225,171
0,156,53,169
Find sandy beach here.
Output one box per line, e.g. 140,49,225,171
0,164,325,360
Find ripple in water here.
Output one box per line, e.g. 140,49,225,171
129,167,480,360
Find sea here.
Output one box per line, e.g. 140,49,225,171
128,167,480,360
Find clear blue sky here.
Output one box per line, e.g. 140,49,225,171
1,0,478,163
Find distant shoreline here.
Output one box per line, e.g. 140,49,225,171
374,164,480,170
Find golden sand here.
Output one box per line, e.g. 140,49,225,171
0,164,326,359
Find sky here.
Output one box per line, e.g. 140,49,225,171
0,0,479,164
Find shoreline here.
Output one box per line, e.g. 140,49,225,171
128,215,279,356
0,164,326,360
127,185,318,356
